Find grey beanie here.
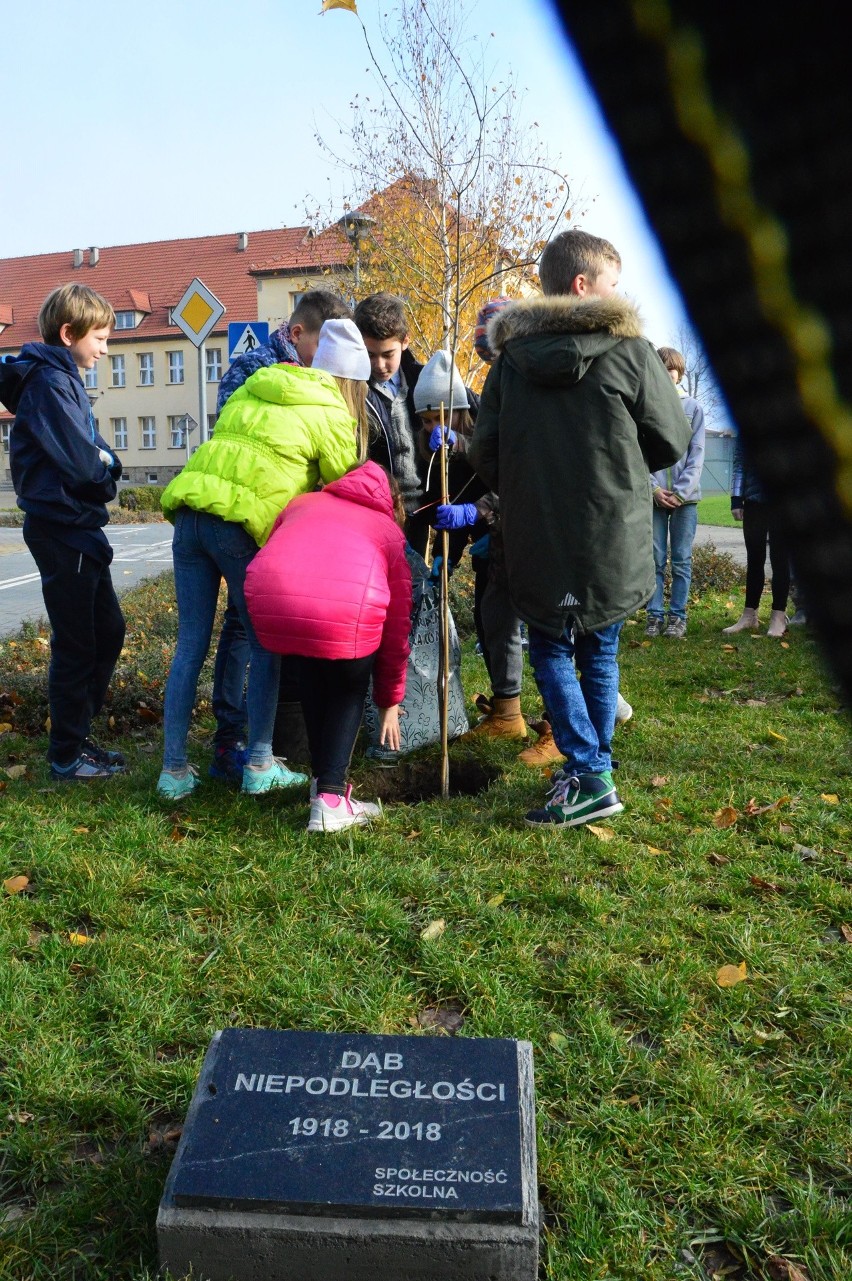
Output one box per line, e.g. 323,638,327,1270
313,318,371,381
413,349,469,413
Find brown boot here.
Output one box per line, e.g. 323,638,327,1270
517,720,563,766
722,606,760,634
465,695,528,739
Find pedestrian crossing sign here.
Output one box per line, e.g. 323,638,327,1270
228,322,270,360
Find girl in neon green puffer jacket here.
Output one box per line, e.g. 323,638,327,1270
157,319,368,801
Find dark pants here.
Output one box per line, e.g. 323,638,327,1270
298,653,376,794
24,533,125,765
743,501,790,611
211,600,303,748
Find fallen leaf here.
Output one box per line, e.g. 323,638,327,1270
405,830,422,840
717,961,748,987
72,825,90,835
586,824,615,841
707,853,731,866
794,844,818,861
486,892,505,908
7,1111,34,1124
420,919,445,942
766,1255,812,1281
4,875,29,895
417,1003,465,1035
68,931,93,946
750,875,784,893
840,924,852,944
647,845,665,855
820,793,839,804
0,722,13,734
713,806,738,829
722,643,736,651
4,764,27,780
778,823,794,834
744,795,790,816
170,826,187,842
548,1032,569,1051
650,775,668,788
768,729,787,741
780,640,790,649
753,1028,786,1043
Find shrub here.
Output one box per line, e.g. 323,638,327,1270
118,485,163,512
688,541,746,595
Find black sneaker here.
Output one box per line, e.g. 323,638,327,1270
50,751,118,782
525,770,624,828
83,737,128,771
645,616,664,638
209,741,248,784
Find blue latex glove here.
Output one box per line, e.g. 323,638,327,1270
433,502,478,530
429,554,454,580
428,424,457,452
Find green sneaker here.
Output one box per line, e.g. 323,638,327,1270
241,758,309,795
156,766,199,800
525,770,624,828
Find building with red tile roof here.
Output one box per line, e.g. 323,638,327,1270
0,225,353,484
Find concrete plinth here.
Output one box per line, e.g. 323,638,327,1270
157,1199,540,1280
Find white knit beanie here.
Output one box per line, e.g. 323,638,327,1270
413,349,469,412
313,319,371,381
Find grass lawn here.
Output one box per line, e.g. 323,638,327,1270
1,572,850,1280
698,495,739,528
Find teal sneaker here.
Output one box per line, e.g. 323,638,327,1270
241,758,309,795
156,766,199,800
525,770,624,828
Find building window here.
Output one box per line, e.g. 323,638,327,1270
110,355,126,388
206,348,222,383
139,353,154,386
139,416,156,449
112,418,128,451
146,473,159,484
115,311,136,330
168,415,185,449
168,351,184,384
84,366,98,390
1,423,11,453
207,414,216,439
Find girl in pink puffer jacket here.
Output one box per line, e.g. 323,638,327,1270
245,460,412,832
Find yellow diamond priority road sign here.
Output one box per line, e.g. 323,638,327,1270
172,277,225,347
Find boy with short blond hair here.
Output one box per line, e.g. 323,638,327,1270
353,292,427,554
469,228,690,826
0,283,127,780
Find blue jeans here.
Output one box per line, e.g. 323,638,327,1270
648,503,698,620
162,509,280,771
211,599,250,746
528,622,622,775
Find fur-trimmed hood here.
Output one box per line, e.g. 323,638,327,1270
486,293,645,389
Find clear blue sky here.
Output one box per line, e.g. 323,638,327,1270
2,0,688,347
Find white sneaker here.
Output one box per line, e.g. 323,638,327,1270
307,784,382,832
615,693,633,725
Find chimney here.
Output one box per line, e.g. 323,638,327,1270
73,248,84,268
237,232,248,252
89,247,100,266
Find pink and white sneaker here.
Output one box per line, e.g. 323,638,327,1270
307,784,382,833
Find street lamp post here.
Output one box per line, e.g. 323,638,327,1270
337,211,376,295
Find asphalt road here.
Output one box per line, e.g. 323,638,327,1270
0,520,747,641
0,522,174,638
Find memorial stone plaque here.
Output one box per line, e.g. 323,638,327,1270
170,1028,531,1224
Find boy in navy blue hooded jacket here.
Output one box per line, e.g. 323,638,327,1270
0,284,127,780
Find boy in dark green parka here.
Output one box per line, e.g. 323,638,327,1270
469,229,690,826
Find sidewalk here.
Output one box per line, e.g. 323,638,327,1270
694,523,747,566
